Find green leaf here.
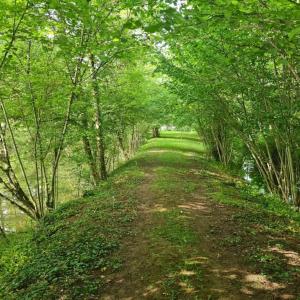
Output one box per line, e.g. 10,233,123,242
144,23,163,33
288,27,300,39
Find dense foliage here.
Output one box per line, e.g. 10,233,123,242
0,1,299,298
0,0,299,281
157,0,300,208
0,0,178,222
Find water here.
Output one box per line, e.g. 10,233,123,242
0,199,30,233
243,160,254,182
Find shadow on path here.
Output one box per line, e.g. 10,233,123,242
100,137,300,300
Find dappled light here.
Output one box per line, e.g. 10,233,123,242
244,274,285,291
1,0,299,297
102,257,295,299
185,256,209,265
269,246,300,267
3,132,296,299
142,285,160,297
179,269,196,276
96,139,299,299
178,201,210,213
198,170,239,184
146,204,169,213
208,267,290,297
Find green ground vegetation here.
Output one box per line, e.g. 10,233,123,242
0,132,299,299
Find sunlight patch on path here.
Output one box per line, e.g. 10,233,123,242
145,203,169,213
244,274,285,290
209,267,290,298
269,246,300,267
178,201,211,213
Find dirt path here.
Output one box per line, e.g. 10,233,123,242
101,145,300,299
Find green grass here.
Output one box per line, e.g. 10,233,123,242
140,131,205,156
161,260,204,299
149,206,202,298
248,246,299,282
151,209,197,246
203,168,300,285
150,166,198,195
0,162,144,300
160,131,200,141
1,131,299,299
208,179,300,232
0,131,204,300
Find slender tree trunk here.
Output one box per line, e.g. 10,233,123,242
83,135,100,185
80,110,100,184
0,200,4,231
49,26,87,208
0,225,7,241
90,53,107,180
117,130,129,160
0,125,38,219
0,1,30,73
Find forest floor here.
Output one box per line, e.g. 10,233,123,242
1,132,300,299
99,132,300,300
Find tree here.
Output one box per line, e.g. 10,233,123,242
157,0,300,206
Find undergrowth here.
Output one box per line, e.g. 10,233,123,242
1,131,299,299
0,165,143,299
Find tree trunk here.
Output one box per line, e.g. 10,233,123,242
152,127,160,138
83,135,100,185
90,53,107,180
117,130,129,160
80,111,100,185
0,200,4,231
0,225,7,241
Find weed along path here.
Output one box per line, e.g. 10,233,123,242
101,132,300,300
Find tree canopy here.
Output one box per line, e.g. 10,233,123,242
0,0,299,221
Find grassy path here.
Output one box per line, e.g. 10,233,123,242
1,132,299,299
101,132,300,299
